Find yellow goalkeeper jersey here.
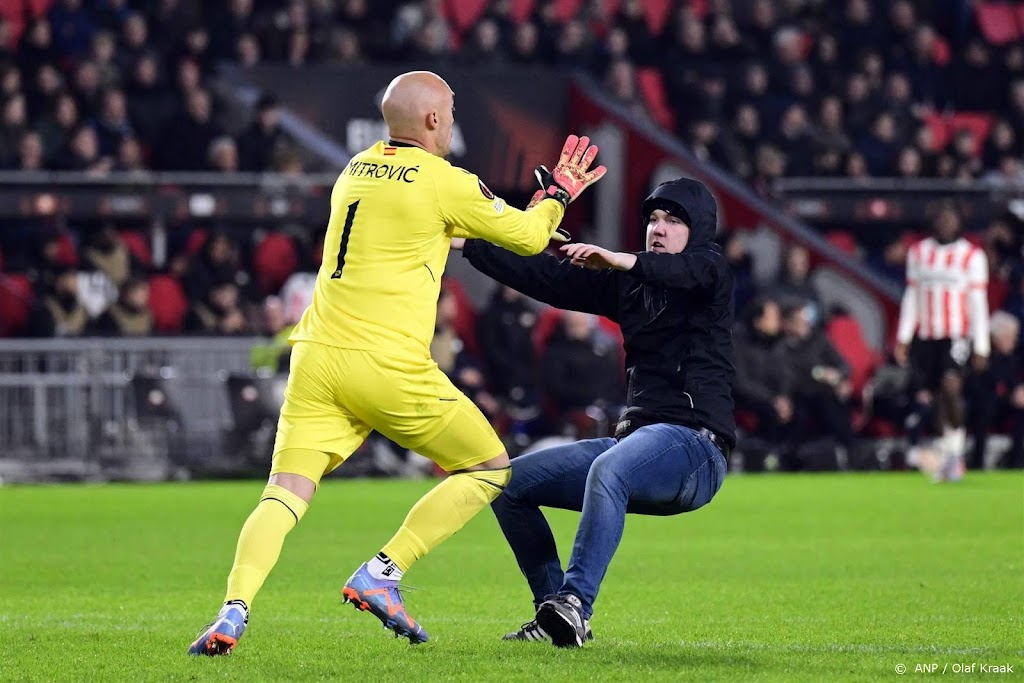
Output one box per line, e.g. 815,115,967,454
289,140,566,354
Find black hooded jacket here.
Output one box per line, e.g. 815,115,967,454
462,178,737,447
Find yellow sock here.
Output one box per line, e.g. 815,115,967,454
382,467,510,571
224,484,309,606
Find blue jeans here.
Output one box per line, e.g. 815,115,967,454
491,424,727,618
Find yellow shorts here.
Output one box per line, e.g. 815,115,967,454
270,341,505,480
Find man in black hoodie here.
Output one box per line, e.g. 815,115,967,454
451,176,734,648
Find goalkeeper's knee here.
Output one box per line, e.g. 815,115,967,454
458,466,511,504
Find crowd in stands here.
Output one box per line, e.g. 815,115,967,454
1,0,1023,466
0,0,305,173
2,0,1022,182
12,210,1019,467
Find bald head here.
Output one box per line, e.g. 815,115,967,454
381,71,455,157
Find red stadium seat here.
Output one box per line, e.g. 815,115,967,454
147,274,189,333
688,0,709,19
922,112,994,155
553,0,584,22
443,0,488,32
54,232,78,267
636,67,675,130
0,274,35,336
28,0,54,16
509,0,535,22
638,0,673,33
963,232,985,248
826,314,881,396
252,233,299,295
509,0,536,21
185,229,208,256
989,274,1009,312
931,35,951,65
118,230,152,268
825,230,859,258
948,113,994,156
899,231,925,249
976,2,1020,45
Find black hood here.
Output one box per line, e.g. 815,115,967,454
641,178,718,250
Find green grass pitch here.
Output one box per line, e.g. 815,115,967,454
1,472,1021,682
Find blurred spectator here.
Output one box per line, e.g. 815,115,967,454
773,104,814,176
857,112,900,176
325,28,364,66
0,92,27,164
540,310,623,423
461,18,505,67
72,59,103,115
53,125,113,174
983,120,1020,171
431,286,499,420
158,88,221,170
12,131,45,171
18,21,57,81
772,243,823,320
90,31,120,89
779,301,855,454
965,311,1024,470
238,94,283,172
477,285,539,414
722,231,755,312
509,21,542,65
184,278,251,335
552,19,591,69
92,87,133,156
49,0,95,61
114,134,147,173
952,39,997,112
236,32,262,67
26,266,89,337
125,52,172,143
183,231,250,304
209,0,256,62
250,295,294,372
117,12,149,76
208,136,240,172
88,276,152,336
605,59,647,121
732,297,794,444
81,225,137,287
870,237,909,285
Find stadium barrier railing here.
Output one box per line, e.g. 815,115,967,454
0,338,261,483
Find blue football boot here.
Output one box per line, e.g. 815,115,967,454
187,601,248,656
342,562,429,644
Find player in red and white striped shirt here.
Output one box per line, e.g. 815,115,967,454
894,207,990,481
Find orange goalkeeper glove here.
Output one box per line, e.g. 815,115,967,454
527,134,607,209
526,166,570,241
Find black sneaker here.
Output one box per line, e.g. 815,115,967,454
535,595,591,648
502,618,594,643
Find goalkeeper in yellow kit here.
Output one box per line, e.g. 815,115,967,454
187,70,606,654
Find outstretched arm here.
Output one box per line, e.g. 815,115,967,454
458,239,619,320
559,243,722,290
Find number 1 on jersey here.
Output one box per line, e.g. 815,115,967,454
330,200,360,279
